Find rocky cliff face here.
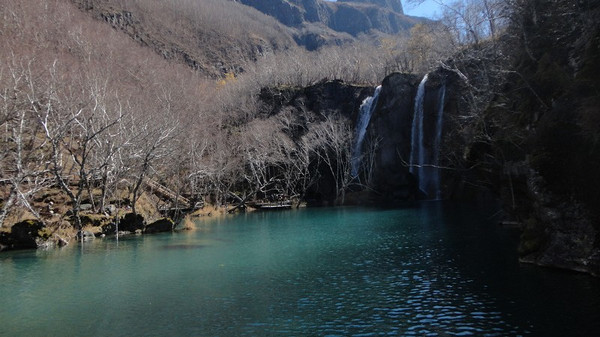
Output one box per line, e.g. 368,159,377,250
362,71,456,202
366,73,418,200
389,1,600,276
519,171,600,276
239,0,306,26
495,1,600,276
239,0,422,43
338,0,403,14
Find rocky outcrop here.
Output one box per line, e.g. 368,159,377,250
259,79,373,121
519,171,600,276
330,1,416,36
258,73,458,204
240,0,305,26
101,213,145,235
0,220,51,250
293,28,354,51
120,213,145,232
145,218,175,234
10,220,50,248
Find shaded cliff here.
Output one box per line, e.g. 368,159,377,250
256,74,453,205
503,1,600,276
364,73,418,200
372,1,600,276
360,14,600,274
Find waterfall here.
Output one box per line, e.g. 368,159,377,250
432,82,446,200
351,85,382,178
409,74,446,199
409,74,428,195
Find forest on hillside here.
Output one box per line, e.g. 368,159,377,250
1,0,599,274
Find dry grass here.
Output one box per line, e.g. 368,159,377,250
190,204,229,218
177,204,232,231
178,216,196,231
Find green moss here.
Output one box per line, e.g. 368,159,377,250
22,219,38,226
37,227,53,240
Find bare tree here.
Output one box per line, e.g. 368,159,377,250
407,0,509,45
303,115,353,204
33,62,123,231
0,58,50,227
126,103,177,216
276,110,318,202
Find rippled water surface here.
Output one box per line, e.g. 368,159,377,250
1,203,599,336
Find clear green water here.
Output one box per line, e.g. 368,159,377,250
1,203,599,336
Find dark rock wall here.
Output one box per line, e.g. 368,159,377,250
365,71,455,201
367,73,418,200
495,1,600,276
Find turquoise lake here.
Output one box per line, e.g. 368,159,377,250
1,202,599,336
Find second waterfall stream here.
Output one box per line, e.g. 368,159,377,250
409,74,446,199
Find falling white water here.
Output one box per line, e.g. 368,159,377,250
351,85,382,178
409,74,446,199
432,82,446,200
409,74,428,195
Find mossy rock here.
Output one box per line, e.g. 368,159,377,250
80,213,112,227
38,227,53,240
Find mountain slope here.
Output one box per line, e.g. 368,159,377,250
71,0,297,77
